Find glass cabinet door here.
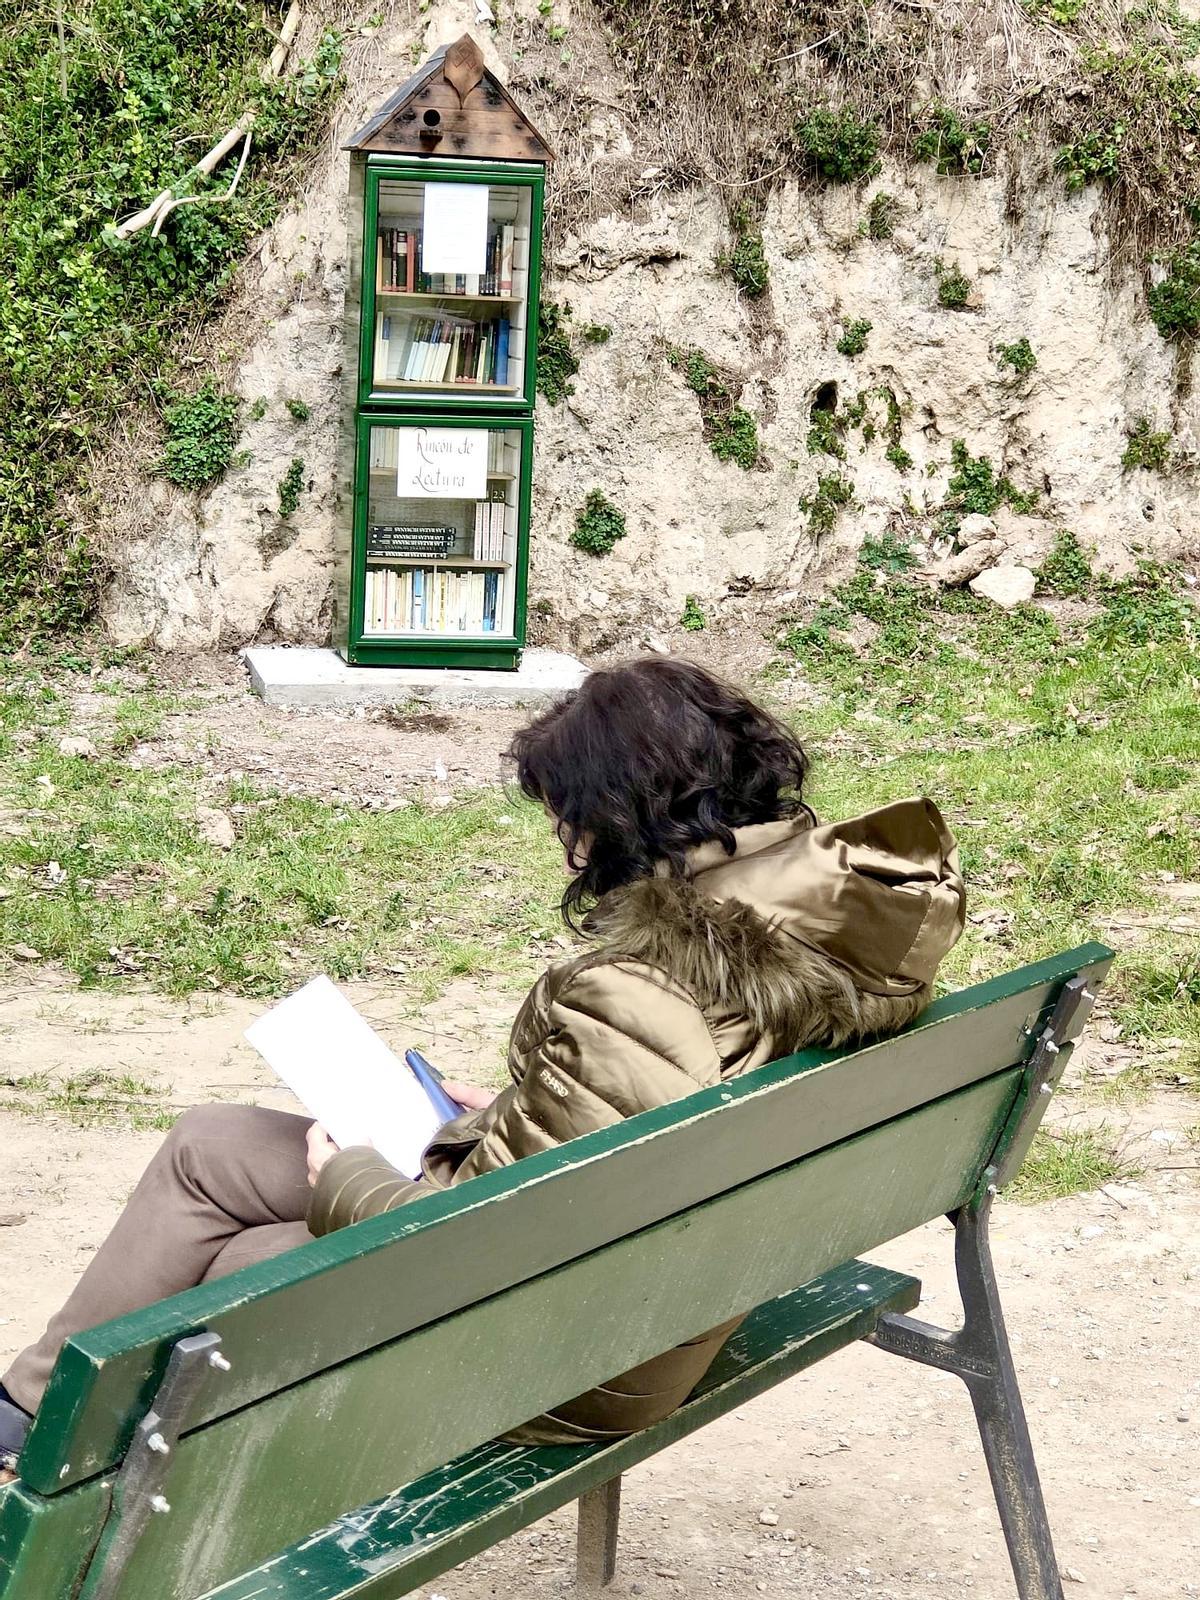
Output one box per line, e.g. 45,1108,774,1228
359,420,526,641
366,172,537,407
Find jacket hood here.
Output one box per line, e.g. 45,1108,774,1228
677,797,966,997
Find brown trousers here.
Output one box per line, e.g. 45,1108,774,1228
4,1104,314,1413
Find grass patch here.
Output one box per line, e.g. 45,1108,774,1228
775,552,1200,1078
0,684,566,1000
1007,1127,1130,1204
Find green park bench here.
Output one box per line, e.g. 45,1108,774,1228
0,941,1112,1600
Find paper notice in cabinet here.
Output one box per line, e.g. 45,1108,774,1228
422,182,489,277
396,426,487,499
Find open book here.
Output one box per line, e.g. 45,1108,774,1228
244,976,461,1179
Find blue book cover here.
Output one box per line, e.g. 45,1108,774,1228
412,567,425,629
494,318,510,385
483,570,498,632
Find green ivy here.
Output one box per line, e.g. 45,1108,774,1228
1148,240,1200,340
998,338,1038,376
158,382,241,490
886,441,914,472
669,346,760,469
913,104,991,176
680,595,707,631
863,192,898,240
799,473,855,537
722,205,770,297
1057,126,1125,193
0,0,342,640
536,301,580,403
1036,531,1094,597
936,261,974,309
1122,417,1173,472
807,409,846,459
837,319,872,357
796,107,880,184
948,441,1039,517
278,458,305,518
572,489,627,556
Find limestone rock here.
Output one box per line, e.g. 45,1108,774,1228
969,565,1037,608
58,735,98,759
957,513,999,546
196,806,236,850
88,1,1198,651
925,538,1007,588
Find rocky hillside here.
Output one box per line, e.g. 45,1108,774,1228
94,0,1200,652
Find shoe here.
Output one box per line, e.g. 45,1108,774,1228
0,1386,33,1476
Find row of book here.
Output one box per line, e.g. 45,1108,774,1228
473,499,509,561
376,223,516,297
378,314,510,386
365,567,502,634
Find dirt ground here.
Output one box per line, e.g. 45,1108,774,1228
2,965,1196,1600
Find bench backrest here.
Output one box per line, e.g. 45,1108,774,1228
2,942,1112,1600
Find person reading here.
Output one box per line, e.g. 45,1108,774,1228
0,658,965,1474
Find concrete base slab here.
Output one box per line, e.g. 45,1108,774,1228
243,646,588,710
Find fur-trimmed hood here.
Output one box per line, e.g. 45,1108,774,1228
586,798,966,1051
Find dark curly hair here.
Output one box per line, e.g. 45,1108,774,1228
509,658,813,927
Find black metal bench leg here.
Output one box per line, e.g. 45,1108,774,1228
953,1201,1064,1600
868,1194,1063,1600
577,1475,621,1589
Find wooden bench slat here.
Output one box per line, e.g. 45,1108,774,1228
23,944,1111,1497
201,1259,921,1600
89,1070,1018,1599
0,1474,109,1600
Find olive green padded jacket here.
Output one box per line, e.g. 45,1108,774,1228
309,797,966,1443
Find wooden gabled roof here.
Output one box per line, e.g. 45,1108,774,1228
344,35,553,163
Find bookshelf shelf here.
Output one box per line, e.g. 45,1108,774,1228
373,381,519,394
366,558,511,570
337,39,548,671
375,289,523,306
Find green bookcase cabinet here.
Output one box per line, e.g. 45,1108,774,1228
335,37,551,670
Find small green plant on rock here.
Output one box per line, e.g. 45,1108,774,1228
1122,417,1173,472
837,318,873,357
285,398,311,421
722,204,770,297
1148,240,1200,340
572,489,627,556
159,382,241,491
998,338,1037,377
1057,126,1124,193
1036,530,1094,597
580,323,612,344
537,301,580,403
948,441,1039,517
668,346,761,469
278,458,305,518
680,595,706,631
935,261,974,309
863,192,898,239
886,441,914,471
859,532,918,573
913,104,991,176
807,408,846,459
800,473,855,537
1025,0,1085,22
796,107,880,184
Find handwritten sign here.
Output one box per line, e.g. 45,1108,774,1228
422,182,489,277
396,427,487,499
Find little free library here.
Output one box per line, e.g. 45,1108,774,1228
335,35,553,672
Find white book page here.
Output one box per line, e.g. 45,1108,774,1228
244,976,444,1179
